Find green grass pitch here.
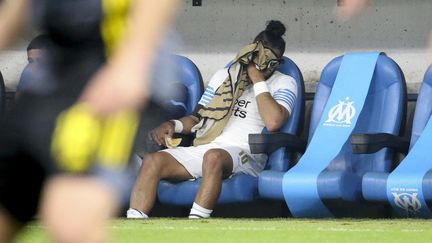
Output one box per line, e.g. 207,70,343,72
15,218,432,242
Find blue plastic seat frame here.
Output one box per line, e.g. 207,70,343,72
171,55,204,115
259,54,406,215
362,65,432,204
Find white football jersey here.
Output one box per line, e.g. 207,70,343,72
198,68,298,153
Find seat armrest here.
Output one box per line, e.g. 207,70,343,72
350,133,410,154
249,133,306,154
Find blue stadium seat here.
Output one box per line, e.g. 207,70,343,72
157,56,305,205
361,65,432,216
259,53,406,217
0,71,5,116
172,55,204,116
141,55,204,151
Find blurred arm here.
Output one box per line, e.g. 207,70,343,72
80,0,180,117
111,0,180,74
337,0,369,22
0,0,28,50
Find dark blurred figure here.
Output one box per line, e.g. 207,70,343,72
26,35,49,67
16,34,51,95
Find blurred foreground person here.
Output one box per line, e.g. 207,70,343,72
0,0,179,242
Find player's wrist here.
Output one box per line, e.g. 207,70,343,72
251,78,265,84
169,119,183,133
253,81,270,97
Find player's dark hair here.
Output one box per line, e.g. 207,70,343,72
253,20,286,57
27,35,51,51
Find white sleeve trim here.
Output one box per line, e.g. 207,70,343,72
269,74,298,115
198,68,228,106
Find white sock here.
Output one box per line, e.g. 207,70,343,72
189,202,213,219
126,208,149,219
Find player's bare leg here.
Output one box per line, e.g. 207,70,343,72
190,149,233,218
129,152,193,216
40,175,118,243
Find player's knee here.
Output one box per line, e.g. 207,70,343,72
202,149,226,175
140,153,165,176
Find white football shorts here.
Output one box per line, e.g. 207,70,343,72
160,142,267,179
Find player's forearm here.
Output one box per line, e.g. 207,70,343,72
337,0,369,22
178,115,199,134
0,0,27,50
78,0,180,116
256,93,288,132
110,0,180,71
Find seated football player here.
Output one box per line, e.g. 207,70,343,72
127,20,298,219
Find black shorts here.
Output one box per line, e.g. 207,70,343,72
0,90,169,223
0,93,74,223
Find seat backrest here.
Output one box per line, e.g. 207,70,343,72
0,71,5,116
266,56,305,171
173,55,204,116
410,65,432,149
309,54,406,175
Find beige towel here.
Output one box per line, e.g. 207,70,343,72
192,42,279,146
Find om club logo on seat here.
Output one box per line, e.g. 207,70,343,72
323,97,356,127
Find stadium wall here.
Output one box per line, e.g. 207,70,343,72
0,0,431,93
175,0,432,93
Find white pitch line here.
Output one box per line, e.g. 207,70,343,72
317,227,425,233
110,225,280,231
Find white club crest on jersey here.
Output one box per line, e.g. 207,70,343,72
324,97,356,127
